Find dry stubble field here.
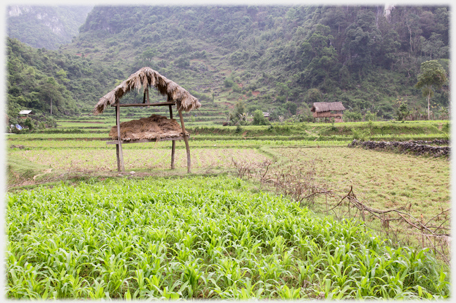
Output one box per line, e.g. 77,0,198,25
271,147,450,221
10,148,269,172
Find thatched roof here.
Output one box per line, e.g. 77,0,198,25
311,102,346,113
19,110,33,115
94,67,201,115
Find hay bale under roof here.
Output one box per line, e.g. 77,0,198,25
109,114,188,141
94,67,201,115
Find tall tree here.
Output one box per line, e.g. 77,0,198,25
415,60,447,120
40,77,62,115
300,24,337,88
342,10,381,80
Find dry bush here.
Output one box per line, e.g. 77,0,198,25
232,149,330,205
327,187,451,264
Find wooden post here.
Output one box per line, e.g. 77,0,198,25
178,109,191,173
115,103,125,172
169,105,175,169
143,88,150,104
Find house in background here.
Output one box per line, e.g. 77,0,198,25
18,110,34,119
311,102,346,122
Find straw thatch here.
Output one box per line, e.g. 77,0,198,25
94,67,201,115
109,114,188,141
311,102,346,113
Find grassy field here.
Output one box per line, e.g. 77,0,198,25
6,176,449,299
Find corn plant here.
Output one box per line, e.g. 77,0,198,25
6,175,450,299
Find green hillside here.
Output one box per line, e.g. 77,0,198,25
63,5,449,118
7,37,118,119
7,5,450,125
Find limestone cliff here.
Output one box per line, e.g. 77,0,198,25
7,5,93,50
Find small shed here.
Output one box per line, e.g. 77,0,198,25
19,110,34,119
94,67,201,173
311,102,346,122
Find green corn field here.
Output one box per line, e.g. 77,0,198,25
6,176,449,299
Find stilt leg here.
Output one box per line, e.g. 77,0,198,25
169,104,176,170
171,140,175,169
116,104,125,172
183,136,191,173
116,143,120,171
178,109,191,173
117,142,125,172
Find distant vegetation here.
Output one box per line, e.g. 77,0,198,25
7,5,450,128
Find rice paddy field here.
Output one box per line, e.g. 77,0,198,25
5,118,451,300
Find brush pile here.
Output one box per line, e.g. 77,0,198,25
109,114,188,141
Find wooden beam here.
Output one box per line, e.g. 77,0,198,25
106,136,186,145
178,109,191,173
110,102,176,108
115,104,125,172
169,105,175,169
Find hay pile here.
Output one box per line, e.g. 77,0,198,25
109,114,188,141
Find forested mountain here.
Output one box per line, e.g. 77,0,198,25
6,37,114,120
7,5,93,50
7,5,450,121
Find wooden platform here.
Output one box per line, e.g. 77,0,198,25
106,135,188,145
108,88,192,173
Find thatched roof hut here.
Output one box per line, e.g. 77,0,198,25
311,102,346,122
94,67,200,174
19,110,34,115
94,67,201,115
311,102,346,113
